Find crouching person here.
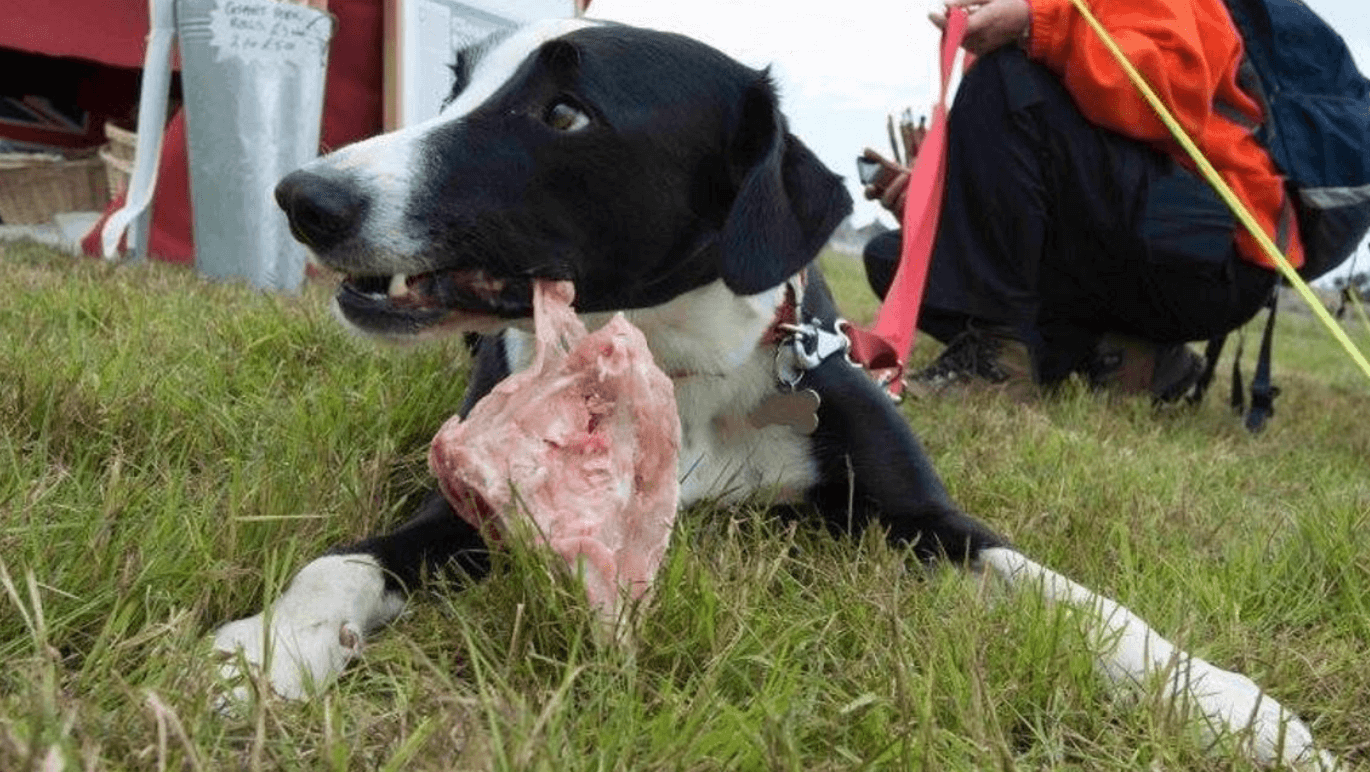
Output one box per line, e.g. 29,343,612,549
865,0,1297,402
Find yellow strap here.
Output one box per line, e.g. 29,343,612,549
1066,0,1370,385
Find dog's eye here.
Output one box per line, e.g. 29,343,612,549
545,101,590,132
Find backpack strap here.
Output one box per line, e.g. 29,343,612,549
1187,333,1227,406
1244,289,1281,433
1229,331,1246,415
1189,289,1281,432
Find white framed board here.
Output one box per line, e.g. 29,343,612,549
384,0,583,130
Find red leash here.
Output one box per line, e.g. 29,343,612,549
846,8,969,397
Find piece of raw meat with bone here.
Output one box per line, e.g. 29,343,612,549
428,280,681,627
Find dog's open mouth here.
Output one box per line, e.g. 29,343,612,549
335,267,536,334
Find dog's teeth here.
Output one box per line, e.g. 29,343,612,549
388,273,409,298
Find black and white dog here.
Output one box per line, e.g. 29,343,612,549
213,18,1332,768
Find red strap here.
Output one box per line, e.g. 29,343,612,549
847,9,968,395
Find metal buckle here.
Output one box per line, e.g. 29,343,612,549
775,318,856,389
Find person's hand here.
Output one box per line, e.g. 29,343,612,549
929,0,1031,56
865,170,911,220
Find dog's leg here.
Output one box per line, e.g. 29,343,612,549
797,351,1333,768
800,353,1007,561
213,335,509,702
978,548,1337,770
212,489,489,702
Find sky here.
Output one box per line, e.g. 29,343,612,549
584,0,1370,283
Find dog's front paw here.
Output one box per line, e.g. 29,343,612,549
979,549,1339,770
212,609,366,702
210,554,402,704
1179,660,1339,771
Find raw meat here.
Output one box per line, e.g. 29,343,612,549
428,280,681,624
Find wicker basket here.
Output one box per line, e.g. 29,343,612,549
100,121,137,196
0,152,110,225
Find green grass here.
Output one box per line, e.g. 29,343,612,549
1,241,1367,770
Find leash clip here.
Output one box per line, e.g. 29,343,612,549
775,317,857,389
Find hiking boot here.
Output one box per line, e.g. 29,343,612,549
905,324,1033,399
1087,333,1204,403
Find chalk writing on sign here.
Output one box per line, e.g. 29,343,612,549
209,0,334,66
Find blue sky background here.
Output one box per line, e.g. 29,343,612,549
587,0,1370,281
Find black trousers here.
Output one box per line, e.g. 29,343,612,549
864,47,1277,383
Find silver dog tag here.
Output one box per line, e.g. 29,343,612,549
748,389,822,435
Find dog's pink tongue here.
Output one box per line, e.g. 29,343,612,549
428,280,681,622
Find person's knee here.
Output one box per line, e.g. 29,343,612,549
862,230,902,300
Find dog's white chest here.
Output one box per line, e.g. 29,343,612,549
670,351,818,507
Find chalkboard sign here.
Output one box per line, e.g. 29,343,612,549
384,0,580,129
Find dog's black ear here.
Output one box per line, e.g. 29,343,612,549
717,77,853,296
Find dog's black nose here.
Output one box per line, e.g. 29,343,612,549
275,170,367,252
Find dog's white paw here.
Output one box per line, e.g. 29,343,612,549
1175,658,1339,771
211,554,402,704
212,610,365,701
980,548,1339,770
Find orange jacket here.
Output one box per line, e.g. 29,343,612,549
1025,0,1301,270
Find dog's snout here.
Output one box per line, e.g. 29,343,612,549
275,171,367,252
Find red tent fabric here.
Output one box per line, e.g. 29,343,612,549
3,0,385,263
5,2,163,70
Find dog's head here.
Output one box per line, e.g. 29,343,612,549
276,19,851,338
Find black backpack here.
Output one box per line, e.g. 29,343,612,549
1223,0,1370,279
1194,1,1370,430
